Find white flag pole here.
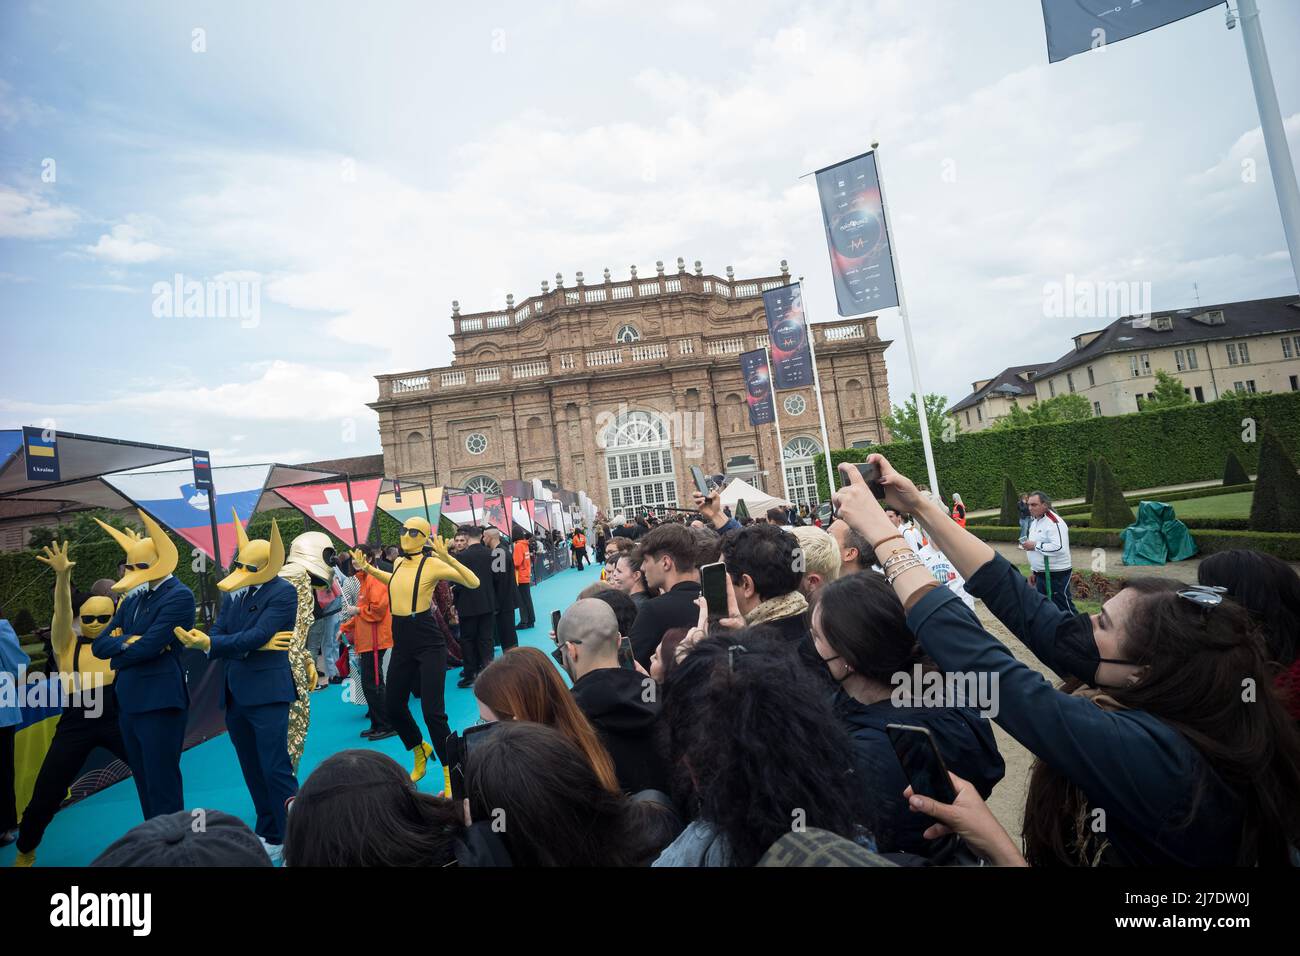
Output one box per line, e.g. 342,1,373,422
764,345,791,503
1235,0,1300,297
871,143,942,499
795,281,838,505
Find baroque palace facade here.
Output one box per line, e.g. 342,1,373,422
370,259,893,513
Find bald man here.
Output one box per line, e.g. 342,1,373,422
556,600,669,794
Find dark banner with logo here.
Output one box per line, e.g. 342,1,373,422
1040,0,1218,63
762,283,814,390
740,348,775,426
815,150,900,317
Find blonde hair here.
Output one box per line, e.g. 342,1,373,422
791,526,842,584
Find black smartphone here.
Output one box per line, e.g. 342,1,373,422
617,636,636,670
886,723,958,804
700,561,728,617
690,465,711,497
551,609,562,635
447,721,502,803
838,461,886,500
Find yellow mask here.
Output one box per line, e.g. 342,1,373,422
96,509,179,593
400,517,431,555
219,511,284,592
77,595,117,639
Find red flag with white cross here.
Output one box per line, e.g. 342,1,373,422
276,478,381,545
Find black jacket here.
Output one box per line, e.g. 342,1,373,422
836,691,1004,856
452,543,497,618
571,666,671,794
916,554,1244,866
628,580,701,668
612,525,642,541
488,544,518,613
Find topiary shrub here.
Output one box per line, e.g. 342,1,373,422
999,475,1019,526
1249,424,1300,533
1222,451,1250,487
1085,458,1097,504
1091,457,1135,529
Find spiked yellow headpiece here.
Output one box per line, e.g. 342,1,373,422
219,510,284,591
95,509,179,593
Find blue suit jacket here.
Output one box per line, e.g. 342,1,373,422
209,576,298,707
92,576,195,715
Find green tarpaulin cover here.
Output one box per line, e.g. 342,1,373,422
1121,500,1198,566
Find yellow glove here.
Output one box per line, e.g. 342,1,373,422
35,540,74,574
173,626,211,652
258,630,293,652
350,548,370,570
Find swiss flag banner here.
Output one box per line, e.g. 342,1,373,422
277,478,381,545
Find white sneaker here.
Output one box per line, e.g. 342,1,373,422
259,836,284,865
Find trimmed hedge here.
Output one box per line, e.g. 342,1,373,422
967,524,1300,561
1092,457,1135,528
1055,482,1255,515
998,476,1018,526
983,514,1251,532
1223,451,1250,487
815,390,1300,507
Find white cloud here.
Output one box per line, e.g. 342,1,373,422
83,221,171,264
0,184,79,239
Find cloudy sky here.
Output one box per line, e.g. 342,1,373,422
2,0,1298,465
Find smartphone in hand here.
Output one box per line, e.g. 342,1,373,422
617,636,636,670
699,561,728,617
838,461,887,500
886,723,958,804
690,465,712,497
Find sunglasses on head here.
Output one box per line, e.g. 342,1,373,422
81,614,112,625
1177,585,1226,609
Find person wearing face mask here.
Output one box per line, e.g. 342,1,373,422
809,571,1003,857
833,456,1300,867
91,512,196,822
12,542,128,867
173,517,299,863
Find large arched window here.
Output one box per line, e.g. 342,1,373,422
464,475,501,497
615,323,641,344
783,436,821,506
601,409,677,514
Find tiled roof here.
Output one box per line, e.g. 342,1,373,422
947,364,1049,415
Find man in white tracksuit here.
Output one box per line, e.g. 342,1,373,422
1020,490,1076,613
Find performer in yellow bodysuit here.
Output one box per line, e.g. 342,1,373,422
12,542,126,866
351,520,478,788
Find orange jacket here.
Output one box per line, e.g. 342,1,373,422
341,570,393,653
951,502,967,528
513,539,532,585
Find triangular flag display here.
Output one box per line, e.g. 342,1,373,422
277,478,381,546
533,499,550,531
103,464,272,566
512,498,534,533
442,491,477,528
377,484,442,528
482,496,511,535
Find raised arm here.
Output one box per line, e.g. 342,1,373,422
35,541,76,661
351,548,393,585
428,536,479,588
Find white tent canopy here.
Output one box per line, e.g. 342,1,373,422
719,478,791,514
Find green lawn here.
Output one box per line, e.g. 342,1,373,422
1162,491,1253,519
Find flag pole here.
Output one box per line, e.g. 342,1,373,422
343,473,359,547
792,282,837,505
871,143,942,498
764,345,792,503
1235,0,1300,297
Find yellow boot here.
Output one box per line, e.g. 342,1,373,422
409,740,433,782
13,850,35,867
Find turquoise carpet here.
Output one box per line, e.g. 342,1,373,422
3,561,603,867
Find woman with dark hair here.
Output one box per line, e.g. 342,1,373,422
473,647,621,793
810,572,1004,855
1198,548,1300,719
649,627,689,685
834,455,1300,867
284,749,463,866
465,721,678,866
656,628,872,867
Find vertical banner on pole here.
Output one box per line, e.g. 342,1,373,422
761,284,814,389
815,150,900,317
740,349,776,426
1038,0,1220,63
